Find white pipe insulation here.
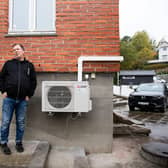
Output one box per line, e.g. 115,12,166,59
77,56,124,81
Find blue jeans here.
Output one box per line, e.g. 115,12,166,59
0,97,28,144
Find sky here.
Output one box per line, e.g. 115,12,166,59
119,0,168,43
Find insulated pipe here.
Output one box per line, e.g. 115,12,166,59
77,56,124,81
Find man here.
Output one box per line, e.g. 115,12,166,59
0,44,37,155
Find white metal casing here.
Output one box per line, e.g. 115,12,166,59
42,81,92,112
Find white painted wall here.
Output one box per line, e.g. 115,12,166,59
158,39,168,60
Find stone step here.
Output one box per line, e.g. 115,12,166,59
0,140,50,168
113,100,128,107
46,146,89,168
113,95,128,107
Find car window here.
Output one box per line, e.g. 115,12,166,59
137,83,163,92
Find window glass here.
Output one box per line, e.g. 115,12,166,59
163,47,167,51
137,83,163,92
9,0,55,33
13,0,29,30
36,0,54,31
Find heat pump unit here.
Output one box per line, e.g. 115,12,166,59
42,81,92,112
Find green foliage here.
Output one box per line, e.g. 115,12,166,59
120,31,157,70
132,31,153,51
120,40,136,69
145,63,168,70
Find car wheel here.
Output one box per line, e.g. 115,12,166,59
129,105,135,111
160,102,167,113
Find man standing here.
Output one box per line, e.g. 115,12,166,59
0,44,37,155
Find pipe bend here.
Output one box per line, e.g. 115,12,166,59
77,56,124,81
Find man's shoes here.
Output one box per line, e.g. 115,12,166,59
1,143,11,155
15,142,24,153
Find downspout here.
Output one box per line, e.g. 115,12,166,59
77,56,124,81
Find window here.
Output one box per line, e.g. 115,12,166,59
8,0,56,35
163,47,167,51
161,55,168,60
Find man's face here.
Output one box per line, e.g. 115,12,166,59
12,45,24,60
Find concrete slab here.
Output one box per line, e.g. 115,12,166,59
0,140,50,168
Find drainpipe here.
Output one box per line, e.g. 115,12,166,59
77,56,124,81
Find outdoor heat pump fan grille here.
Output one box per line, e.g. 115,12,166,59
47,86,72,108
42,81,91,112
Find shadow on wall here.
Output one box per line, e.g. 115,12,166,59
25,72,114,153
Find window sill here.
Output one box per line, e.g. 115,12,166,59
5,32,57,37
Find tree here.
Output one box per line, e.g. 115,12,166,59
131,31,153,51
120,37,136,69
120,31,156,70
135,47,156,69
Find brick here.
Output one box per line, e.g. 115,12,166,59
0,0,120,72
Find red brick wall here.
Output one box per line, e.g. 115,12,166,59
0,0,120,72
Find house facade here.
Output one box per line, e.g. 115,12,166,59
158,38,168,61
0,0,121,72
0,0,121,153
148,37,168,64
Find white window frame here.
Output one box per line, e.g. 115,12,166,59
8,0,56,35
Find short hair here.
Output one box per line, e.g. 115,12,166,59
12,43,25,51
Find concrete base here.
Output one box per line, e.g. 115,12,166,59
26,72,114,153
0,140,50,168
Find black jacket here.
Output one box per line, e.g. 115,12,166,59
0,58,37,99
